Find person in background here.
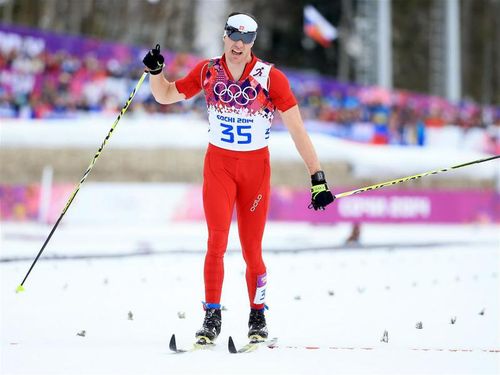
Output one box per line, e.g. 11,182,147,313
143,12,335,345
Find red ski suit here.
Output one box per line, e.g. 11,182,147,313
176,54,296,309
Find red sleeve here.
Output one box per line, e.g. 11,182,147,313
174,59,209,99
268,67,297,112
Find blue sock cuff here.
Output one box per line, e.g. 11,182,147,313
252,304,269,312
202,301,221,310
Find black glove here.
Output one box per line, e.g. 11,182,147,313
309,170,335,210
142,44,164,75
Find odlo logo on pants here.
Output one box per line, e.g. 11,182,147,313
250,194,263,212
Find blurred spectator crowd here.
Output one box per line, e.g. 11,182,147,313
287,71,498,152
0,40,198,118
0,26,498,153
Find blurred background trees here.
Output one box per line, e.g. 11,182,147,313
1,0,498,104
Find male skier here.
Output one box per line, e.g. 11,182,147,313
143,12,335,344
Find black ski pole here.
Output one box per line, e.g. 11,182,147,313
334,155,499,199
16,72,148,293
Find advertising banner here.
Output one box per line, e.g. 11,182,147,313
268,187,498,223
1,184,498,224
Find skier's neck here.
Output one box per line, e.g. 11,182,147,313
226,55,252,81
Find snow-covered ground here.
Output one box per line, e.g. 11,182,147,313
1,222,499,374
1,113,500,373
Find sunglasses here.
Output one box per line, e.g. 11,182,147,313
225,25,257,44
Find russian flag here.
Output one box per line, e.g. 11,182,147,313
304,5,337,48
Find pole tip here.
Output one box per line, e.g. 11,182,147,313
15,285,25,293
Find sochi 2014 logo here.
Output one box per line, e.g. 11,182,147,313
213,82,257,105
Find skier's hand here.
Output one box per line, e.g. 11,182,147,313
309,170,335,210
143,44,164,75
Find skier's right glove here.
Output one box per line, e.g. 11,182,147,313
309,170,335,210
142,44,164,75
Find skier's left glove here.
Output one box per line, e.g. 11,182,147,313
309,170,335,210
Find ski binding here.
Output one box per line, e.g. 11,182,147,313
169,334,215,353
228,335,278,353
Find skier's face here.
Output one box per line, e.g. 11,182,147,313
223,36,253,65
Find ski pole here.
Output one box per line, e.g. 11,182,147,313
16,72,148,293
334,154,499,199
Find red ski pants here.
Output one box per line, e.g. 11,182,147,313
202,144,270,310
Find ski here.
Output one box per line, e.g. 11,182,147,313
228,335,278,354
169,334,216,354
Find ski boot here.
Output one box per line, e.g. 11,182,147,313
195,308,221,345
248,308,268,342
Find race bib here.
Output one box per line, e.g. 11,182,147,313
208,112,271,151
204,60,275,151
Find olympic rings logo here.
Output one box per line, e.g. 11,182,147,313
213,82,257,105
